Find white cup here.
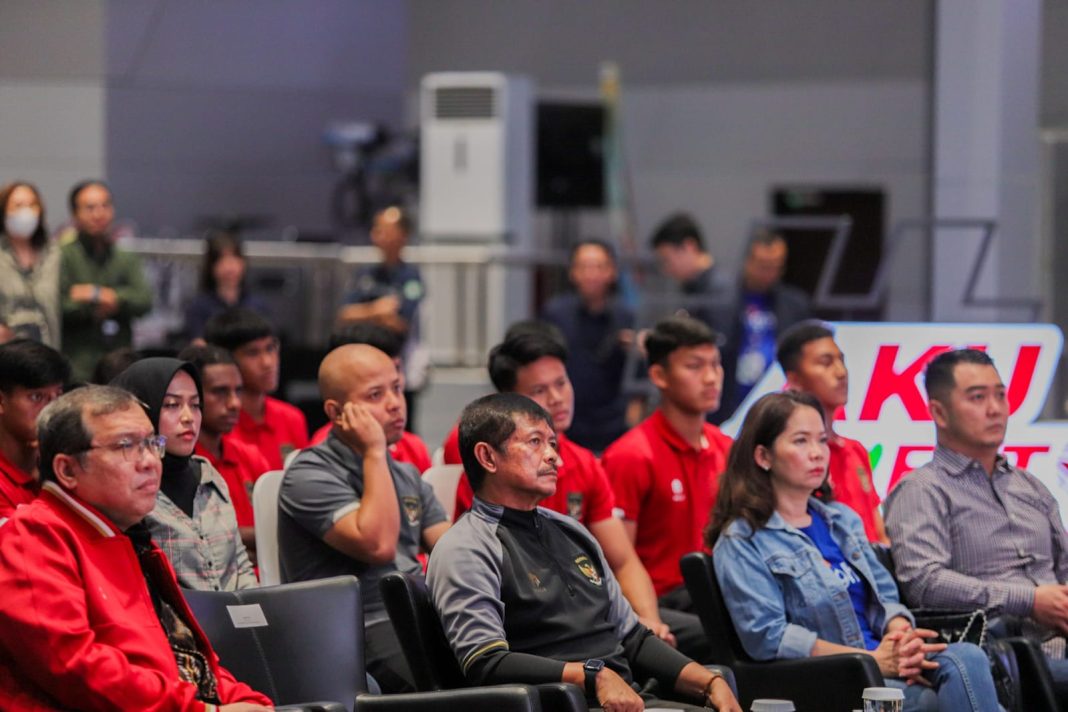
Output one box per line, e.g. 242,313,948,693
862,687,904,712
750,701,796,712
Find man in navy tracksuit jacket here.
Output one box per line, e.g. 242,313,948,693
426,393,741,711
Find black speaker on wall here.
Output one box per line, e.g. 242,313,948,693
771,186,885,321
536,102,605,209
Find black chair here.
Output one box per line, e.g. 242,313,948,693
681,552,883,712
184,575,548,712
873,544,1059,712
379,572,588,711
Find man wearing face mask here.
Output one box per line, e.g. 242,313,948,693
0,181,61,348
59,180,153,382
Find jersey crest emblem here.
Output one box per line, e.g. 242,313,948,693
567,492,584,520
401,496,422,526
574,555,603,586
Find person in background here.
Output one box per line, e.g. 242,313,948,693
179,343,270,560
204,308,308,470
650,212,732,331
91,345,142,385
59,180,153,382
776,320,887,543
713,229,810,423
602,316,732,610
336,206,427,431
0,386,273,711
0,322,12,344
278,344,449,692
0,181,61,348
112,358,256,591
182,231,269,342
542,239,636,453
0,339,69,524
311,323,432,472
429,393,741,712
710,391,1000,712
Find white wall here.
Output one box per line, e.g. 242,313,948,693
0,1,107,225
409,0,933,319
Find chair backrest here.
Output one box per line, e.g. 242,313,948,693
380,571,468,691
680,551,748,666
253,470,284,585
184,575,365,711
420,464,464,521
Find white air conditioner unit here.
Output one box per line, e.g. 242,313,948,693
420,72,533,244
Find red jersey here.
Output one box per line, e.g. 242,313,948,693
0,450,37,524
231,396,309,471
601,409,733,596
311,424,432,473
827,434,882,542
445,425,616,525
195,435,271,528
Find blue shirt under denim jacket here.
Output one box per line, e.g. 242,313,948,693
713,497,913,661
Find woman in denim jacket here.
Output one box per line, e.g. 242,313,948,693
709,391,1001,712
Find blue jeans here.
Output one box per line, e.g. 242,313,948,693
883,642,1003,712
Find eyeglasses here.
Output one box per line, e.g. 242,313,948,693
79,435,167,461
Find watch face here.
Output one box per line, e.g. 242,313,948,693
584,658,605,672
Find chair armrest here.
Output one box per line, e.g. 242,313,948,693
533,682,588,711
1004,636,1059,712
275,704,347,712
356,684,549,712
734,653,882,712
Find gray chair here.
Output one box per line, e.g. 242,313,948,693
184,575,547,711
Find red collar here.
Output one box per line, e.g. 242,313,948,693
0,448,34,486
649,409,706,454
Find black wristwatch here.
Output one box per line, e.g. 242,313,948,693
583,658,605,697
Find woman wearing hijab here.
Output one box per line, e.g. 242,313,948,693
112,357,257,591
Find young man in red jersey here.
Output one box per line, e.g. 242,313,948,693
443,323,712,660
0,339,68,524
602,316,733,610
178,343,271,557
204,308,308,470
777,320,887,543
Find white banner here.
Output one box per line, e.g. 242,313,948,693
721,322,1068,520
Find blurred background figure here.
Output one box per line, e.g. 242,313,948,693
712,229,811,423
542,239,636,453
182,230,269,343
0,181,60,348
90,346,142,385
336,205,427,431
59,180,153,382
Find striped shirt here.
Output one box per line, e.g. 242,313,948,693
885,445,1068,620
147,457,258,592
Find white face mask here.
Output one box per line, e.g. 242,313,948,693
5,208,39,240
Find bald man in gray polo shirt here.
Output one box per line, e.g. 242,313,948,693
278,344,449,693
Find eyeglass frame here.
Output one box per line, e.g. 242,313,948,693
75,434,168,462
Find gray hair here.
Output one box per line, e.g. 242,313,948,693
37,385,145,483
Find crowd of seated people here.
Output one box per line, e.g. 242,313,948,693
0,188,1063,711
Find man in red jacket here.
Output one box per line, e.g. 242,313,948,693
0,385,272,711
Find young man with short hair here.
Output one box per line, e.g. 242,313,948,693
428,393,741,712
204,307,308,470
602,316,733,607
178,343,270,555
777,320,886,543
0,339,69,523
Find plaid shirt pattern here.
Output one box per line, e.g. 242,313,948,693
147,457,257,592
